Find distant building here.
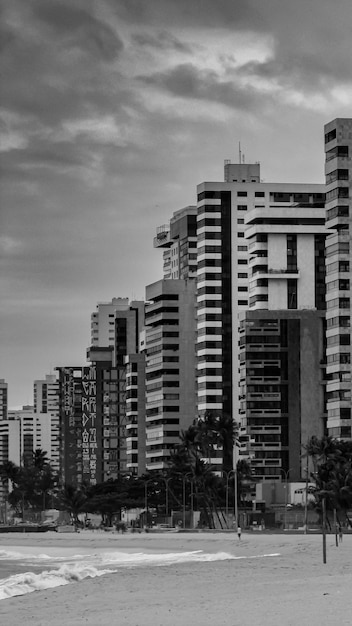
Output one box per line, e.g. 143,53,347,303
0,379,8,421
153,206,197,280
239,310,326,481
33,374,60,472
57,298,146,485
90,297,145,366
0,419,20,509
144,278,197,471
324,118,352,439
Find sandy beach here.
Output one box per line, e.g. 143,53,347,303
1,531,351,626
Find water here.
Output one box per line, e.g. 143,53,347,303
0,546,280,600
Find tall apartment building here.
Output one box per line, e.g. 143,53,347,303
125,352,146,475
33,374,60,472
154,206,197,280
246,195,327,311
90,297,146,475
90,298,145,366
5,406,56,466
0,379,8,420
237,194,328,480
239,310,326,481
57,298,146,485
324,118,352,439
58,347,133,486
196,163,325,424
144,279,196,471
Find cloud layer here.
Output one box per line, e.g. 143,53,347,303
1,0,352,406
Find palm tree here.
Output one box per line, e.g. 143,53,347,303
56,484,87,525
32,449,50,471
306,436,352,528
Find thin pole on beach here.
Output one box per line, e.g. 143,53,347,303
182,477,186,529
333,508,338,547
304,452,309,534
322,496,327,564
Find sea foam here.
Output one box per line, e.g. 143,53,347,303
0,549,280,600
0,563,113,600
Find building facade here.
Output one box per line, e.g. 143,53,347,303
0,379,8,421
153,206,197,280
34,374,60,472
196,163,325,425
144,279,197,471
324,118,352,439
239,310,326,481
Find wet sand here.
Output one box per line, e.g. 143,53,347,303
1,531,351,625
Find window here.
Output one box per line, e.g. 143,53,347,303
237,191,247,197
326,187,349,201
271,192,291,202
238,259,248,265
325,128,336,143
326,169,349,184
287,279,297,309
255,191,265,198
326,206,349,220
238,246,247,251
237,232,245,238
293,193,310,203
326,145,349,161
287,234,297,271
238,273,248,278
197,191,222,201
237,205,247,211
237,218,245,224
249,294,268,306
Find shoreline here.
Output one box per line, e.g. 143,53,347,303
1,532,351,626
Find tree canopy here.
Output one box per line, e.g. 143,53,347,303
306,436,352,527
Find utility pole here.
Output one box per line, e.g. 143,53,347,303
322,496,327,564
304,452,309,534
233,438,238,531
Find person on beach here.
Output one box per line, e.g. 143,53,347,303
237,526,242,541
338,525,343,543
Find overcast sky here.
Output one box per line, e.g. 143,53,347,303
1,0,352,408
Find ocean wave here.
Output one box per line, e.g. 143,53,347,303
0,550,280,600
0,563,113,600
0,549,93,562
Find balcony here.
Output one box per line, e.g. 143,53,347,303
153,226,171,248
267,268,300,278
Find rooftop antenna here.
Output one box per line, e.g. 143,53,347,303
238,142,241,164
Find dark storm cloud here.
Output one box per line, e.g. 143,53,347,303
114,0,352,93
31,0,124,61
1,0,352,408
139,63,262,112
113,0,265,31
131,31,193,54
0,11,125,127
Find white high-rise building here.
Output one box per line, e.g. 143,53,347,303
34,374,60,472
7,407,56,467
196,162,325,424
324,118,352,439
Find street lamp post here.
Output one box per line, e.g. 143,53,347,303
279,468,293,530
224,470,236,525
158,476,173,524
185,473,194,529
144,478,155,528
232,438,239,531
